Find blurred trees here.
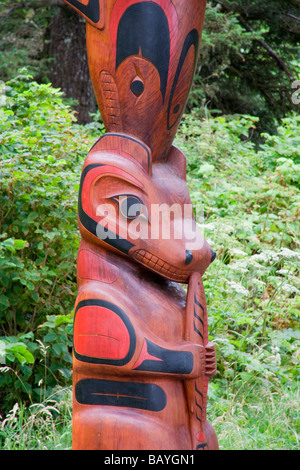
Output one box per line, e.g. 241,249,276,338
193,0,300,136
0,0,95,123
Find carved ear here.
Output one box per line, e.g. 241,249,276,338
89,133,152,175
167,146,187,180
62,0,105,30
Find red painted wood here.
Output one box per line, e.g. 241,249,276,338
62,0,218,450
77,248,119,283
74,304,131,359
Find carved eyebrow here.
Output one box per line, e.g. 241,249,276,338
81,164,144,190
99,173,145,192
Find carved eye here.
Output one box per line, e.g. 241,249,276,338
111,195,147,220
130,77,144,97
121,196,142,219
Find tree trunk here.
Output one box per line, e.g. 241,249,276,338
46,5,96,124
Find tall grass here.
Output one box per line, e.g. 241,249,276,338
0,387,72,450
1,381,298,450
209,379,299,449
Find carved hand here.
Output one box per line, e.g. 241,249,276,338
205,341,217,378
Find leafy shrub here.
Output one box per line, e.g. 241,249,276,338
175,112,300,390
0,70,98,411
258,114,300,188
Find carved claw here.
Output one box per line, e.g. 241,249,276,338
205,342,217,377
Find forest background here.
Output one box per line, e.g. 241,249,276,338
0,0,299,450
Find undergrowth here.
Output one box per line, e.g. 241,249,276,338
176,111,300,449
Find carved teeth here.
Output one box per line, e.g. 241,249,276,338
134,250,188,282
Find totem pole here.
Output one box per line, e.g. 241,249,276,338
62,0,219,450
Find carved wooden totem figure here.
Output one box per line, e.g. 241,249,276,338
62,0,219,450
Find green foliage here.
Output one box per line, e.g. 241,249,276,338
175,112,300,448
0,71,97,411
175,112,300,399
193,0,300,137
0,0,52,82
208,380,299,449
258,115,300,186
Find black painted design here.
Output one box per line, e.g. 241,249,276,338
134,339,193,374
75,378,167,412
78,132,152,252
78,138,136,255
78,164,134,254
65,0,100,24
196,442,209,450
130,80,144,96
193,294,205,343
193,321,204,342
173,104,180,114
74,299,136,365
116,2,170,101
194,295,204,311
195,385,203,425
167,29,199,130
194,384,208,450
194,307,204,326
78,162,102,234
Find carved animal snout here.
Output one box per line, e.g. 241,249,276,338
185,249,193,265
210,248,216,263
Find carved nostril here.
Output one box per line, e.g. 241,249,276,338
210,248,216,263
185,250,193,265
